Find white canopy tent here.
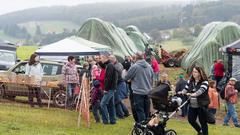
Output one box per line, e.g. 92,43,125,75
69,36,111,51
35,38,103,56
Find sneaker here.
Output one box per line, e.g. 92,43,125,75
234,124,240,128
110,122,116,125
197,131,203,135
223,123,229,126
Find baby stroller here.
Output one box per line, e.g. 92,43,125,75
132,83,189,135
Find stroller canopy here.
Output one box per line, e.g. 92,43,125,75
149,83,171,105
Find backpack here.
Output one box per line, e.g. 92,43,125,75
217,76,228,99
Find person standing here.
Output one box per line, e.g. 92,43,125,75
125,51,154,123
178,66,210,135
175,74,188,117
62,56,79,110
110,55,129,118
100,54,118,125
25,54,43,107
91,80,102,123
122,56,132,71
151,56,160,86
223,78,240,127
208,80,219,117
214,59,225,85
96,61,106,91
122,55,139,121
209,60,217,80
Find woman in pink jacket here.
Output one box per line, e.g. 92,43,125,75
62,56,79,109
96,62,106,91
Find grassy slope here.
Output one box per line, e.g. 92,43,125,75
18,21,80,36
16,46,38,60
162,39,190,52
0,30,23,43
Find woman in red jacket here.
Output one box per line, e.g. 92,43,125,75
96,62,106,91
214,59,225,85
151,56,160,86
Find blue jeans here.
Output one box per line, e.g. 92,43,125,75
115,82,129,118
224,102,239,126
118,81,128,100
66,83,76,108
208,108,217,115
100,90,116,124
133,94,150,123
92,101,101,123
115,91,125,118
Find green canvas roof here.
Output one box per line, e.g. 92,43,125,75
77,18,147,59
125,25,148,52
181,22,240,75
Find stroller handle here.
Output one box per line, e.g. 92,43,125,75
168,96,190,119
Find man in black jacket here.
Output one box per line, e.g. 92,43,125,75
100,54,118,124
175,74,188,117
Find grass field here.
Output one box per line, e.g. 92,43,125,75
16,46,39,60
0,101,240,135
162,39,191,52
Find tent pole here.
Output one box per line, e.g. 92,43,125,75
228,54,233,77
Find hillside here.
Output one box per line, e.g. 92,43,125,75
0,0,239,44
18,21,79,36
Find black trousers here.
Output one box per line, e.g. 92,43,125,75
28,87,42,107
188,107,208,135
215,76,223,86
128,83,138,122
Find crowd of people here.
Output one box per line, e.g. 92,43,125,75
25,53,239,135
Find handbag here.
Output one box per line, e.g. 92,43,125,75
201,107,216,124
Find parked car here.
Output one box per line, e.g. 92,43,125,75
0,42,18,70
0,60,82,108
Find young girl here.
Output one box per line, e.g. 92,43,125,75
91,80,102,123
91,65,100,81
208,80,220,116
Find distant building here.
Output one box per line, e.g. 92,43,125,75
160,33,171,41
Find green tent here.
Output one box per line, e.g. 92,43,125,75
181,22,240,75
125,25,148,52
77,18,146,60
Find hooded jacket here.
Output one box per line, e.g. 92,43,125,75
125,59,153,95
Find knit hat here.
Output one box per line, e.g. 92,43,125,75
229,77,237,82
179,74,184,78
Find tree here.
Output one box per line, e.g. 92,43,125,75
35,25,42,36
193,24,203,37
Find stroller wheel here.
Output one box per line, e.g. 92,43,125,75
132,127,144,135
165,129,177,135
145,130,155,135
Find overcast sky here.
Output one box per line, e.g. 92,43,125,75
0,0,190,15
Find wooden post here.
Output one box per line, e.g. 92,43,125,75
77,73,90,128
